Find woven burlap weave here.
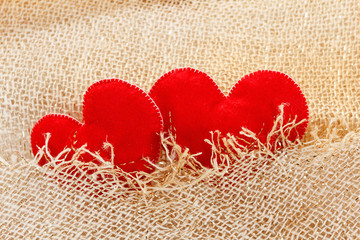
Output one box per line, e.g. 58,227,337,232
0,0,359,239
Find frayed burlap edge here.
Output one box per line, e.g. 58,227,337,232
28,105,310,198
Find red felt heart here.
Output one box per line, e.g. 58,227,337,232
149,68,309,168
31,79,163,174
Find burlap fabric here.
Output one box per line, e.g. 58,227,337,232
1,0,359,239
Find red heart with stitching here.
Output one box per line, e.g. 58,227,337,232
31,79,163,174
149,68,309,168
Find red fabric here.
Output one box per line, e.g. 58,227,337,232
31,79,163,173
149,68,309,168
31,114,82,166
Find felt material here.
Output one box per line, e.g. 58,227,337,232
149,68,309,168
31,114,82,166
31,79,163,173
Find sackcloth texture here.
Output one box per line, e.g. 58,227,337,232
0,0,359,239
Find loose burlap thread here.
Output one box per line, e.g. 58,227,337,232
0,0,359,239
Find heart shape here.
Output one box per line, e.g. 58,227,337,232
149,68,309,168
31,79,163,173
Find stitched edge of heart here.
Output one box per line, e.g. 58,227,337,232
30,73,310,195
149,67,225,100
82,78,164,165
229,70,309,116
229,69,309,138
31,114,82,146
31,114,82,158
150,68,309,139
32,79,164,169
84,79,164,125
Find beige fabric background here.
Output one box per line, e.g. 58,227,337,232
0,0,359,239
